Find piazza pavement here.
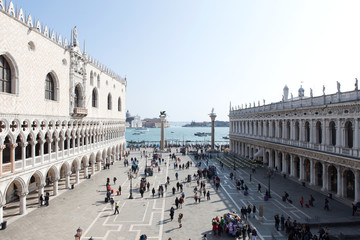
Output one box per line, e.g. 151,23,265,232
0,148,359,240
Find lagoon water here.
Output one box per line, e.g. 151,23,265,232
125,123,229,145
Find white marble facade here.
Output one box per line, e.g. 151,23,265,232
0,1,126,222
229,85,360,203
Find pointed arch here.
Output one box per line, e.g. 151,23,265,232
0,52,19,94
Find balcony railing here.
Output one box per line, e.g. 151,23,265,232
73,107,88,117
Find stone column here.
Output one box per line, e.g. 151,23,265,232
299,157,304,181
322,163,328,191
210,112,217,150
10,143,18,173
355,170,360,202
321,119,326,147
354,118,359,150
98,161,102,171
30,141,35,166
84,166,89,178
19,192,27,215
275,151,279,170
337,166,343,197
65,172,71,189
310,159,315,185
39,139,44,164
310,120,315,144
281,152,286,174
53,178,59,196
75,169,80,184
160,114,166,151
290,155,295,177
0,202,3,223
53,138,58,161
336,119,342,149
21,143,27,170
46,139,52,160
0,145,6,176
92,163,95,175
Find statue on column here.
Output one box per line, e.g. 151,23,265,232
72,26,79,47
323,85,325,95
337,81,341,93
355,78,358,91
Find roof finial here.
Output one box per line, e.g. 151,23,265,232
83,40,86,54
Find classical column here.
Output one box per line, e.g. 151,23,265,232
159,113,166,151
281,152,286,174
336,166,343,197
53,137,58,161
209,111,217,150
65,172,71,189
290,155,295,177
98,161,102,171
30,141,35,166
310,120,316,144
354,118,359,150
321,119,326,148
75,169,80,184
336,119,342,149
19,192,27,215
46,139,52,160
84,166,89,178
310,159,315,185
355,170,360,202
321,163,328,191
10,143,18,173
269,151,274,168
92,163,95,175
39,139,44,164
21,142,27,170
275,151,279,170
0,145,6,176
0,202,3,223
53,178,59,196
299,157,304,181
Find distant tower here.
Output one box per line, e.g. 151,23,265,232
298,85,305,98
283,85,289,101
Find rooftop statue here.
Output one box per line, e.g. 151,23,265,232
72,26,79,47
337,81,341,92
323,85,325,95
356,78,358,91
310,88,313,98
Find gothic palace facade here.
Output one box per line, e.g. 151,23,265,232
229,85,360,203
0,1,126,222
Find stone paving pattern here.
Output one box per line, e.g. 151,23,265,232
0,149,359,240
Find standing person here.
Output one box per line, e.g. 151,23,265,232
280,214,285,231
175,197,179,209
152,188,155,197
172,186,176,194
170,207,175,221
113,177,117,185
45,192,50,206
207,191,210,200
114,202,119,214
203,188,206,198
178,213,183,228
147,182,150,191
274,214,280,231
39,194,44,207
118,185,122,195
252,205,256,218
300,196,304,208
258,184,261,192
140,188,144,198
310,194,315,207
251,228,257,240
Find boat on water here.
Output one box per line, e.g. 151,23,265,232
223,136,229,139
135,127,148,131
132,132,143,135
194,132,211,137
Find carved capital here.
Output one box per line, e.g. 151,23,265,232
10,143,18,149
0,145,6,151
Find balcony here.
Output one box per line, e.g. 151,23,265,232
73,107,88,117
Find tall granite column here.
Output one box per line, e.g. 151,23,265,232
209,111,217,150
160,113,166,151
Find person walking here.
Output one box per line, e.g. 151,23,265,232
114,202,119,214
113,177,117,185
147,182,150,191
300,196,304,208
172,186,176,194
178,213,183,228
310,194,315,207
280,214,285,231
118,185,122,195
170,207,175,221
110,198,115,210
45,192,50,206
152,188,155,197
258,184,261,193
252,205,256,218
175,197,179,209
207,191,210,200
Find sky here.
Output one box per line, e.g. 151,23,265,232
10,0,360,121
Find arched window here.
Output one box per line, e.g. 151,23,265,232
107,93,112,110
45,73,55,100
295,121,300,141
92,88,97,108
118,97,121,111
97,75,100,88
316,121,322,144
286,121,291,139
305,121,310,142
0,55,11,93
278,121,283,138
345,121,353,148
74,85,81,108
329,121,336,146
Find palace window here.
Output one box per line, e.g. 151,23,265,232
108,93,112,110
45,73,55,100
0,55,11,93
92,88,98,108
118,97,121,111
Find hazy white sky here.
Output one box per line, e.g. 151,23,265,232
12,0,360,121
